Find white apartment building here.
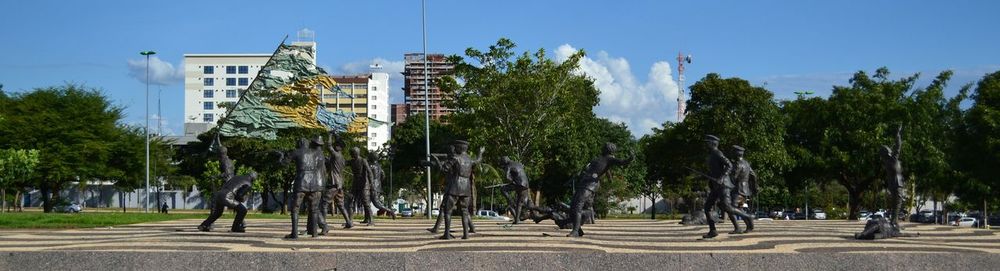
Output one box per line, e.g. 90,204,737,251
325,66,391,151
182,54,270,139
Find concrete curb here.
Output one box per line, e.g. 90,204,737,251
1,251,999,271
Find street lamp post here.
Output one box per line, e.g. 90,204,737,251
140,50,156,213
421,0,432,219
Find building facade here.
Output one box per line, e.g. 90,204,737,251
325,68,390,150
402,53,454,121
182,54,271,138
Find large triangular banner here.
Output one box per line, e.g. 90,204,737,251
218,42,355,139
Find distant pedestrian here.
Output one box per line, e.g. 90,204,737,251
161,202,169,214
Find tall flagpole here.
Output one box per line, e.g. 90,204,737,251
422,0,432,219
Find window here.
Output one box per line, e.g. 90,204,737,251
203,101,214,110
226,66,236,74
238,78,249,86
203,113,214,122
372,86,377,91
371,132,377,138
226,78,236,86
371,105,377,110
203,66,214,74
371,95,377,100
371,114,377,119
203,89,214,98
203,78,214,86
238,66,249,74
226,89,238,98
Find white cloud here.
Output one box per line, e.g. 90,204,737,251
335,58,405,103
126,56,183,86
555,44,679,136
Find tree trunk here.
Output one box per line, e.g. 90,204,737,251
2,188,6,213
649,194,656,220
41,185,53,213
846,186,862,221
15,191,23,212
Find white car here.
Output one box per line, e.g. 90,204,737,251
476,210,511,221
951,217,977,227
64,203,82,213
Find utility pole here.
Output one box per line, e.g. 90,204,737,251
140,50,156,213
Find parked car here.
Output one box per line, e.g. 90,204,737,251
431,208,440,216
858,210,871,220
810,209,827,220
770,209,785,219
55,202,83,213
475,209,511,221
399,208,414,217
951,217,977,227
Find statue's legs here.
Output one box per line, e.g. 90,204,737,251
198,192,227,231
304,191,320,237
370,191,397,219
440,195,457,239
428,196,450,233
318,188,331,235
225,193,247,232
286,192,305,239
359,189,373,226
568,188,593,237
332,188,354,229
512,188,530,224
719,188,754,233
703,189,721,238
889,187,904,229
456,196,472,239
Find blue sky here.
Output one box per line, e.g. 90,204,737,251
1,1,998,136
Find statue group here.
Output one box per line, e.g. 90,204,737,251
197,127,910,241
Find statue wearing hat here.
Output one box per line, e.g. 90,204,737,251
727,145,757,218
701,135,754,239
278,136,328,239
348,147,376,226
426,140,484,239
319,132,354,234
567,142,633,237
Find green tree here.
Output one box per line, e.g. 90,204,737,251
0,85,123,212
644,74,790,215
105,125,174,211
441,38,602,203
954,71,1000,208
0,149,40,212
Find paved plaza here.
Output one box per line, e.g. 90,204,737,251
0,218,997,253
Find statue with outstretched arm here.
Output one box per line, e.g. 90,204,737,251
880,125,905,229
318,132,354,234
567,142,632,237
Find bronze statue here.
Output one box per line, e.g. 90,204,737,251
427,146,456,234
198,173,256,232
425,140,484,239
724,145,757,225
499,156,533,224
198,136,256,232
567,142,632,237
530,202,585,229
367,152,397,220
279,136,327,239
880,125,904,229
701,135,754,239
348,147,376,226
319,132,353,234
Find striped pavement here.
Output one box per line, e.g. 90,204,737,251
0,218,997,254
